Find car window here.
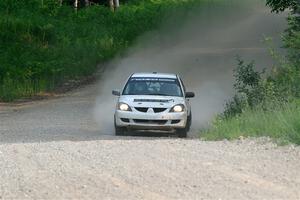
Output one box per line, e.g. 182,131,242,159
123,77,183,97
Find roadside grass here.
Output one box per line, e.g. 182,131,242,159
201,100,300,145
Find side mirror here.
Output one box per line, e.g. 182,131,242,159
112,90,120,96
185,92,195,98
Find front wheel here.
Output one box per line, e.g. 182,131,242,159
115,126,126,136
114,116,126,136
177,128,187,138
187,113,192,131
177,114,191,138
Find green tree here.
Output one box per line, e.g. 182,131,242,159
266,0,299,12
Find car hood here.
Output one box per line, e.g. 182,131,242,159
119,95,185,108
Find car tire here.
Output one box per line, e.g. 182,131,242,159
114,116,126,136
187,113,192,131
177,114,191,138
115,126,126,136
177,128,187,138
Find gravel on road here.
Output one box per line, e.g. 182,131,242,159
0,138,300,199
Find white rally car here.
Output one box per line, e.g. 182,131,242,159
112,72,195,137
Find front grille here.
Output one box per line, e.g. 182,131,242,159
153,108,167,113
135,107,167,113
135,107,148,112
133,119,167,125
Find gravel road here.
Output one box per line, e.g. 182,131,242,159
0,134,300,199
1,2,299,199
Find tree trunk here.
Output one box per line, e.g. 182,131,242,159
74,0,78,10
109,0,114,11
113,0,119,9
85,0,90,6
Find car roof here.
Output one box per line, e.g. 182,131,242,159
131,72,177,79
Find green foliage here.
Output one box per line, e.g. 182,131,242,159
265,0,300,99
232,59,266,106
223,58,283,118
201,0,300,144
269,0,300,73
266,0,299,13
42,0,62,15
208,37,299,143
205,54,300,144
202,101,300,145
0,0,199,101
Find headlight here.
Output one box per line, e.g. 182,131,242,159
170,104,185,112
118,103,132,111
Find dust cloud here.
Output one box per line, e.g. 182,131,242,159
94,0,287,135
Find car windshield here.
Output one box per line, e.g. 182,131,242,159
122,77,183,97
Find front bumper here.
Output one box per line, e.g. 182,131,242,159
115,110,187,130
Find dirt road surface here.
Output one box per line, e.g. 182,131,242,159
0,136,300,199
1,1,300,199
